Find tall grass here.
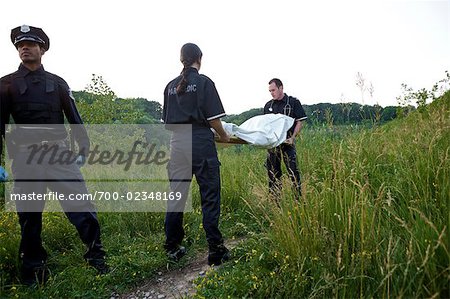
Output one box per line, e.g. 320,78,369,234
1,93,448,298
197,93,449,298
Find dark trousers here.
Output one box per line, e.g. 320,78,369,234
266,143,302,197
165,128,223,250
11,152,105,271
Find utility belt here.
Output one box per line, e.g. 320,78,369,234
15,139,69,153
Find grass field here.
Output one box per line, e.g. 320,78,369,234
0,92,449,298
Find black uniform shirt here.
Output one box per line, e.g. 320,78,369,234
263,93,307,136
163,67,225,128
0,64,89,162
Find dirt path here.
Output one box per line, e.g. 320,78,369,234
115,239,243,299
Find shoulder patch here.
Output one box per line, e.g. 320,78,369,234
68,88,75,100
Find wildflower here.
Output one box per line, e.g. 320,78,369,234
333,213,342,221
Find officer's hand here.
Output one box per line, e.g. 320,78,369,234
75,155,86,167
284,137,294,145
0,166,9,182
218,133,230,143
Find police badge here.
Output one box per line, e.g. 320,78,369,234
20,25,30,33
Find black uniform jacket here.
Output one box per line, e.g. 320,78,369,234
0,64,89,164
163,67,225,128
263,94,307,137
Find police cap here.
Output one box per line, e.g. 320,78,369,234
10,25,50,51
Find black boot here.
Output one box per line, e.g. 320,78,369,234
208,243,230,266
84,242,109,274
21,264,49,286
86,258,110,274
166,245,187,262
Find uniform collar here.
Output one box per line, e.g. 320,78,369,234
184,67,199,74
274,94,288,103
17,63,45,76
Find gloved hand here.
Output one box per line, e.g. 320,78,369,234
75,155,86,167
0,166,8,182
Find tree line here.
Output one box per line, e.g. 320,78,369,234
222,103,403,127
73,72,450,126
73,88,407,127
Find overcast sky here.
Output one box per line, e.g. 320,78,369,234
0,0,448,114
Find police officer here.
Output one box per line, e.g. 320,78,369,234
264,78,307,198
163,43,230,266
0,25,108,285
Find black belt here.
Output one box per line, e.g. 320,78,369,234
16,139,69,151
